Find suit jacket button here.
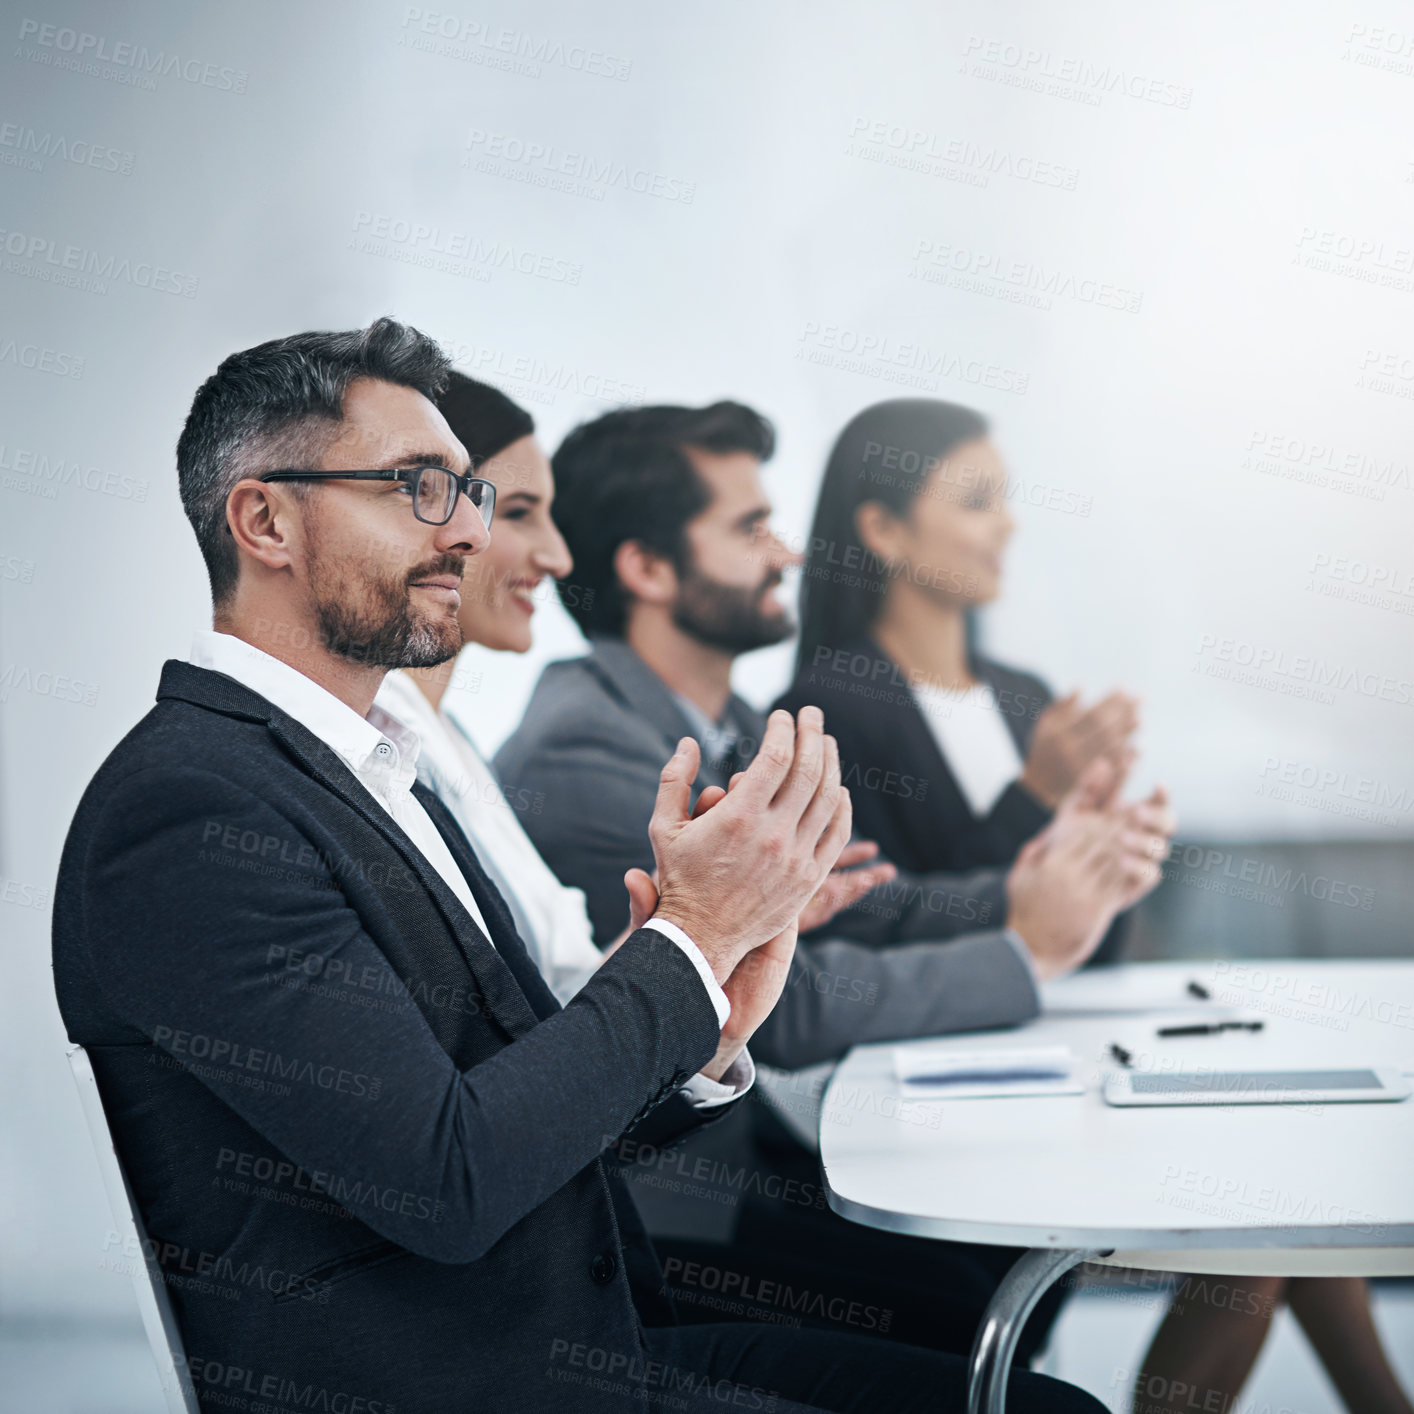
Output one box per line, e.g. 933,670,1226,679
590,1253,617,1285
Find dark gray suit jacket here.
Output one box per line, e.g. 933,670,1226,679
52,660,739,1413
495,636,1041,1070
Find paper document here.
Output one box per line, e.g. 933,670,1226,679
894,1045,1084,1100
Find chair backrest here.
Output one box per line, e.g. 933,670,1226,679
67,1044,200,1414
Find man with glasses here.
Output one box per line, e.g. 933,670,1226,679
50,318,1101,1414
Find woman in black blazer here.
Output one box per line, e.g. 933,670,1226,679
776,398,1414,1414
775,397,1138,881
777,637,1057,877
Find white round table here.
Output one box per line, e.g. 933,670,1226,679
818,960,1414,1412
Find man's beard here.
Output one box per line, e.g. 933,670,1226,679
306,540,464,670
671,565,794,654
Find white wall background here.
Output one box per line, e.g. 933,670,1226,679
2,0,1411,1327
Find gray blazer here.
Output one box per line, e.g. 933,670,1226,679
495,635,1041,1069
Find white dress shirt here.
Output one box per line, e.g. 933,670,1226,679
185,632,748,1104
909,680,1025,817
375,668,751,1106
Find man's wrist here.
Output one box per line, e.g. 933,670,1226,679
647,907,734,984
700,1035,747,1083
640,917,732,1027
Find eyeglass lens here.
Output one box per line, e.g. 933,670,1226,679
412,468,493,528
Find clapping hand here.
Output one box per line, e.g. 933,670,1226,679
1019,690,1141,809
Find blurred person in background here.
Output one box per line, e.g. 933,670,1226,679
778,396,1412,1414
778,398,1142,966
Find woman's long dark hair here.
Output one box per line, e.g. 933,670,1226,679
794,398,990,680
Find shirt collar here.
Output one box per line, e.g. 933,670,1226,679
187,629,423,789
670,690,738,758
373,664,440,734
374,667,464,789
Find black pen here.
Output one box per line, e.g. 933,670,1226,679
1108,1043,1133,1068
1157,1021,1265,1037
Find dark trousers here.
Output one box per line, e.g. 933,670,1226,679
657,1219,1064,1365
644,1322,1103,1413
650,1114,1065,1365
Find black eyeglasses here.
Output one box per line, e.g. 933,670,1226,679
257,466,496,529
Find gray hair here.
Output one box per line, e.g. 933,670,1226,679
176,316,451,607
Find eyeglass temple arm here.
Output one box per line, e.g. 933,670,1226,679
258,470,397,482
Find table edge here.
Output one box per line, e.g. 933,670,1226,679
823,1182,1414,1254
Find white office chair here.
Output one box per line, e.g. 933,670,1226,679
67,1044,200,1414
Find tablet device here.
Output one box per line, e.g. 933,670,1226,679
1103,1067,1411,1107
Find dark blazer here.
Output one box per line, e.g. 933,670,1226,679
52,660,738,1414
774,638,1053,876
494,635,1042,1071
774,638,1130,964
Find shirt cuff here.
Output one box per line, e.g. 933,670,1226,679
642,917,730,1029
680,1047,755,1108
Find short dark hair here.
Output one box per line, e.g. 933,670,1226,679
550,401,776,637
176,316,451,607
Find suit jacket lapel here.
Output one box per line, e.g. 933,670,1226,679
892,667,967,827
585,636,697,756
585,637,767,794
850,636,975,863
975,658,1035,756
158,661,541,1039
268,715,545,1038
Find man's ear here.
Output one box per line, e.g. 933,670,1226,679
613,538,678,607
853,500,902,563
225,479,301,575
